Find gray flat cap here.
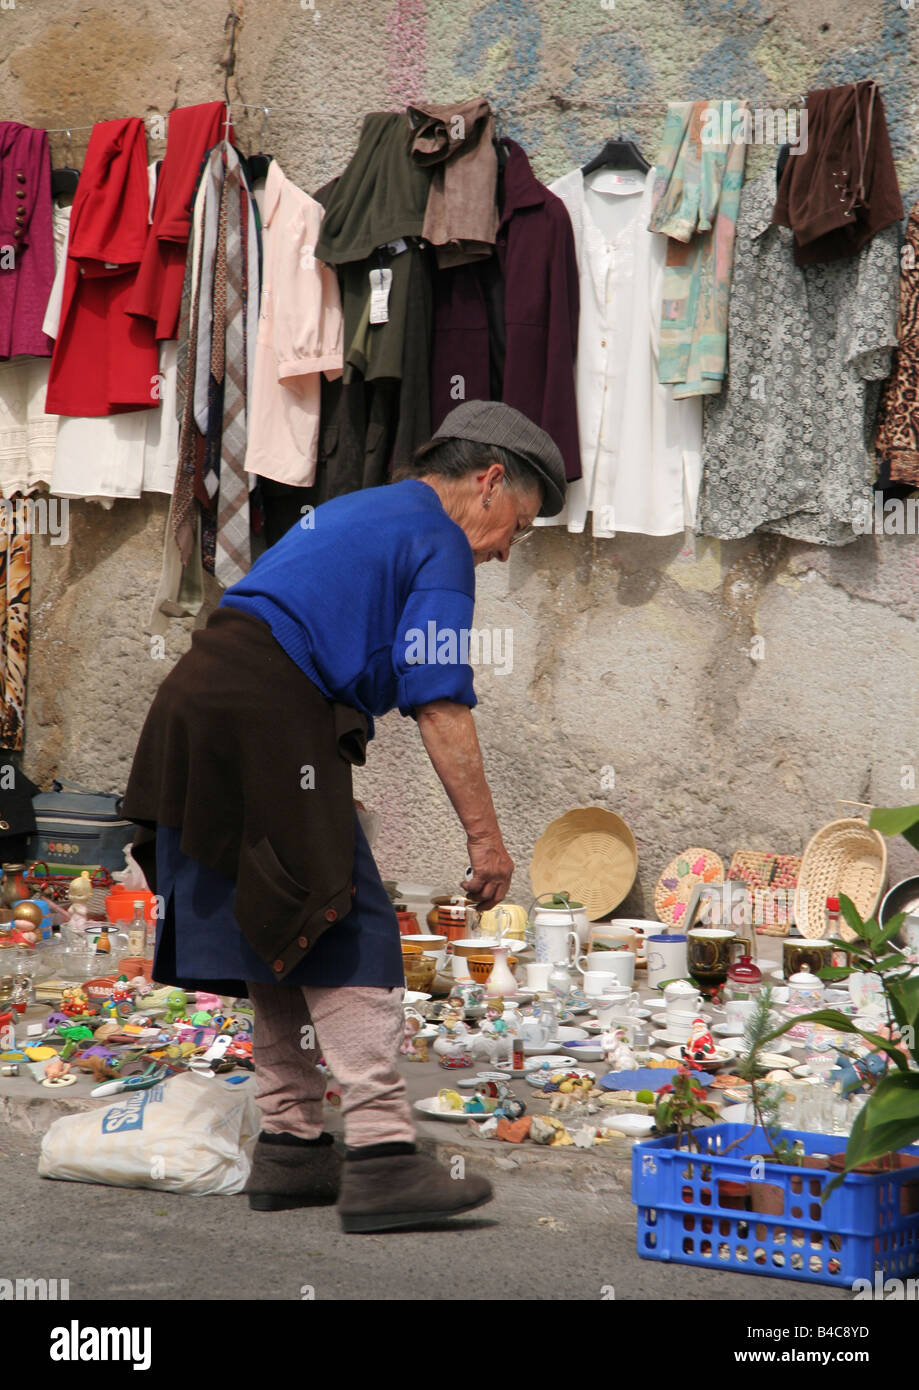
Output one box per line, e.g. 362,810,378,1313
432,400,566,517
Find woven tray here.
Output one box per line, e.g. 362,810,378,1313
795,802,887,940
727,850,801,891
653,847,724,928
529,807,638,921
728,850,801,936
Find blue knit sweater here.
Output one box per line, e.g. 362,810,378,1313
222,480,477,728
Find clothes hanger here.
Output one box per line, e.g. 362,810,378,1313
581,105,650,175
245,106,273,184
50,128,80,198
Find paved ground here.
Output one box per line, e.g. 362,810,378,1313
2,1112,851,1302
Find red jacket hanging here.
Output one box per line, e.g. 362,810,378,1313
45,117,159,417
126,101,230,340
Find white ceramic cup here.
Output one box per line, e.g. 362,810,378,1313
581,970,620,998
666,993,703,1021
664,1009,701,1041
646,933,689,990
723,998,756,1024
525,962,552,992
578,950,635,987
594,994,639,1028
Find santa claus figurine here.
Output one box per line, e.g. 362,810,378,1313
680,1016,716,1067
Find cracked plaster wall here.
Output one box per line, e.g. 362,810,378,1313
4,0,919,905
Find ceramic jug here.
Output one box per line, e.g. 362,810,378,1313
529,894,583,963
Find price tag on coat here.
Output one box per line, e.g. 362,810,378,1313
369,267,393,323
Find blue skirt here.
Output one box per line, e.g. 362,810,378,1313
152,812,404,990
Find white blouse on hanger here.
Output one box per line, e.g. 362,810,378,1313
538,166,702,537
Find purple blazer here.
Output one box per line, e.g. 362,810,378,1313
431,138,581,481
0,123,55,359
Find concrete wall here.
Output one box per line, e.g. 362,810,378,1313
4,0,919,905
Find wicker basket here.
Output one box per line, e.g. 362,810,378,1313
795,802,887,940
529,808,638,921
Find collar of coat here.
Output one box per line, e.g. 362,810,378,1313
497,138,547,222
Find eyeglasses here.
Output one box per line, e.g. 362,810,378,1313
510,527,534,547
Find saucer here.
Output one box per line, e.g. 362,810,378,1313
665,1044,736,1071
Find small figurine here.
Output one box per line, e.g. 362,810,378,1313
111,841,149,890
680,1016,717,1067
163,990,188,1025
60,986,89,1017
433,1009,472,1066
601,1027,637,1070
64,871,94,936
43,1056,70,1081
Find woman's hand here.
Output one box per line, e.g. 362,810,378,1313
465,832,514,911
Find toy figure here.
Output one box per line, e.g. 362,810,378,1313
433,1009,472,1066
60,986,89,1017
163,990,188,1025
680,1016,717,1067
601,1027,637,1070
64,871,94,936
112,841,149,890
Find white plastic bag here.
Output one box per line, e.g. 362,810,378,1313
38,1072,260,1196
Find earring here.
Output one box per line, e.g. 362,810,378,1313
482,497,490,509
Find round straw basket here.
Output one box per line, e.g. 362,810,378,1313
795,802,887,940
529,807,638,921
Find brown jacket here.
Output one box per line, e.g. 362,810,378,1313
773,80,902,265
123,606,368,981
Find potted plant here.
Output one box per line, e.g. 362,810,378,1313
760,801,919,1191
653,1064,720,1152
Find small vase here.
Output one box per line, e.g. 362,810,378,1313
486,944,518,998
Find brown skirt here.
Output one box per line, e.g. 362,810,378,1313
123,605,369,981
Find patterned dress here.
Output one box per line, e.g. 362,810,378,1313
874,202,919,486
696,170,899,545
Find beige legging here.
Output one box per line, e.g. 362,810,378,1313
246,981,416,1146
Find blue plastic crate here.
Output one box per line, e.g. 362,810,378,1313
632,1124,919,1288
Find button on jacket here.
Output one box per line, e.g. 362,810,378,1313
541,167,702,537
0,123,55,360
243,160,344,488
431,139,581,482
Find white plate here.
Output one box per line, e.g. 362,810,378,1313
521,1038,562,1056
758,1046,795,1066
493,1059,535,1078
560,1043,608,1062
720,1101,752,1123
403,992,431,1006
589,1005,653,1021
651,1011,712,1028
601,1114,656,1137
414,1096,492,1122
712,1021,745,1038
554,1026,589,1042
525,1065,596,1088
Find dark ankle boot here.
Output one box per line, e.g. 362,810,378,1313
338,1147,493,1233
245,1131,341,1211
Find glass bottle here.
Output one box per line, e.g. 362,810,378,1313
128,901,146,956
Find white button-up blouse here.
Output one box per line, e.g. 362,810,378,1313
538,167,702,537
